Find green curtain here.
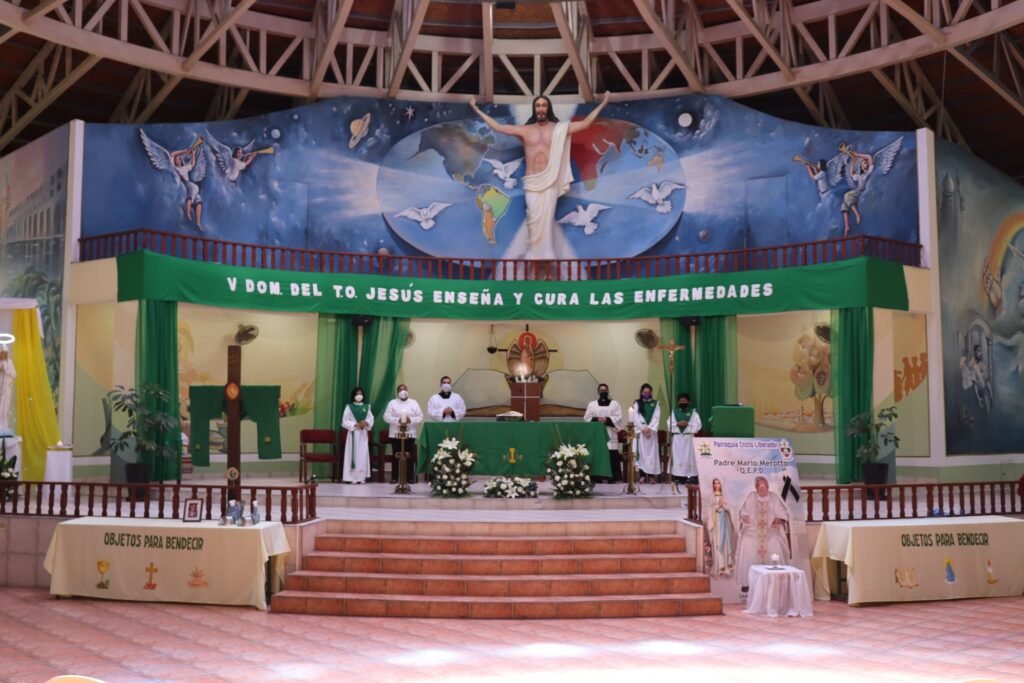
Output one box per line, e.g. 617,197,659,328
358,317,411,423
659,318,695,406
313,314,359,478
135,299,180,482
831,307,874,484
695,315,737,421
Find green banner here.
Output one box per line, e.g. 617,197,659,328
117,250,908,320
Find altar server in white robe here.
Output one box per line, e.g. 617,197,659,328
583,382,624,482
668,392,701,485
427,375,466,422
632,383,661,483
341,386,374,484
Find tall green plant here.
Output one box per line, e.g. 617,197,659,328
846,406,900,464
107,385,181,475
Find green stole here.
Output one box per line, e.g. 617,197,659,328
348,402,369,422
639,399,657,424
347,402,369,468
674,407,692,429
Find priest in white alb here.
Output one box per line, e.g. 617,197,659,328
668,392,701,485
341,386,373,484
583,382,623,482
427,375,466,422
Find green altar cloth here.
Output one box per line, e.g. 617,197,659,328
188,385,282,466
417,422,611,477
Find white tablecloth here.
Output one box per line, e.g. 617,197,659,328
811,516,1024,605
44,448,73,481
744,565,814,617
44,517,290,610
0,435,20,477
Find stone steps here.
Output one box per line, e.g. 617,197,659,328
270,520,722,619
271,591,723,619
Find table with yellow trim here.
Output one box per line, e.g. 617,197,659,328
44,517,290,610
811,515,1024,606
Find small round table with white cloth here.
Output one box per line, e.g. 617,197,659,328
743,564,814,617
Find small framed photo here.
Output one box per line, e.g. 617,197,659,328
182,498,203,523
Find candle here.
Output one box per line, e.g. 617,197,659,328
628,406,634,421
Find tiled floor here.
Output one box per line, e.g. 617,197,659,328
1,587,1021,683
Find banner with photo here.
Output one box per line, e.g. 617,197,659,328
694,437,811,604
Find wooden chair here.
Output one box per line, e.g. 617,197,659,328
658,429,670,483
367,428,389,483
299,429,340,482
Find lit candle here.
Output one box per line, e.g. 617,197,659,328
628,406,634,421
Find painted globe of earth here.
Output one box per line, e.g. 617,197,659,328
377,117,685,259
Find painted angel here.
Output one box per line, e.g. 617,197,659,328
827,138,902,236
205,129,274,182
139,129,208,230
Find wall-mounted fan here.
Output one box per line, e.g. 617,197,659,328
634,328,660,349
234,324,259,345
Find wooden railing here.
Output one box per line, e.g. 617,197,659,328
684,480,1023,523
0,481,318,523
79,228,922,281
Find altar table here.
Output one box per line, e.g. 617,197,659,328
811,516,1024,605
744,565,813,617
417,422,611,477
44,517,290,610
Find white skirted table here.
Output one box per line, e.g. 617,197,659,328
44,447,73,481
44,517,290,610
743,564,814,617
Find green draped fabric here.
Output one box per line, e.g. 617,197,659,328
358,317,411,423
659,318,695,405
135,299,180,482
313,314,359,478
831,307,874,484
695,315,737,420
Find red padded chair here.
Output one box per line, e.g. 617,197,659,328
299,429,340,482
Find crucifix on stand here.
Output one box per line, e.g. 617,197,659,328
224,345,243,499
658,338,687,494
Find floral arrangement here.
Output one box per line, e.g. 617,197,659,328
483,476,538,499
429,437,476,498
546,443,593,499
0,437,18,481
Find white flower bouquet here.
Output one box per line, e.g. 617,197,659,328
483,476,538,499
429,437,476,498
545,443,593,499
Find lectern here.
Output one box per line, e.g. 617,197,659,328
507,381,542,422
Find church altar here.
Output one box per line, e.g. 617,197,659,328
44,517,290,610
417,422,611,477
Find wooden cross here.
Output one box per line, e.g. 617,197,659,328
225,345,242,497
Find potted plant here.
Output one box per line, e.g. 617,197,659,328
108,384,182,486
846,406,899,498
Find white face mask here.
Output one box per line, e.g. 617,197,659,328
398,390,409,400
354,394,364,403
441,383,452,392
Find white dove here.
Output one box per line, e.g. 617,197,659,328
483,157,523,189
558,203,612,236
629,181,686,214
395,202,452,230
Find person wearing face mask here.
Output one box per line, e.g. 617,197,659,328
632,382,661,484
383,383,424,483
427,375,466,422
341,386,374,484
668,392,702,486
583,382,623,483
